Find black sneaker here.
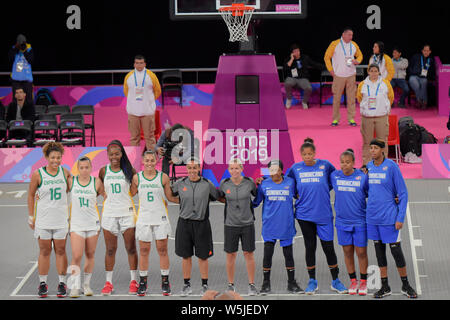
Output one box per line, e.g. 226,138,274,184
38,282,48,298
373,285,391,298
401,283,418,298
162,280,171,296
260,280,271,295
137,280,147,297
287,280,304,294
56,282,67,298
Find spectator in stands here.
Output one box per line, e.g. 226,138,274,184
8,34,34,104
155,123,196,176
408,44,436,109
6,87,36,123
368,41,395,81
390,47,410,108
124,55,161,152
6,87,36,144
357,64,394,165
284,44,323,110
324,27,363,127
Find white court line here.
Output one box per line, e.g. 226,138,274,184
406,203,422,296
10,261,39,297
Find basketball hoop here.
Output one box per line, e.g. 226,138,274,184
219,3,255,42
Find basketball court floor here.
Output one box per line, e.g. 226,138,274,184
0,179,448,300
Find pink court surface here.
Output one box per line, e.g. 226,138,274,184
95,102,448,179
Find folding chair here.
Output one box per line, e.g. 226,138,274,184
0,120,7,147
388,114,401,164
5,120,33,148
34,105,48,116
72,105,96,146
33,120,59,147
59,119,85,147
161,70,183,108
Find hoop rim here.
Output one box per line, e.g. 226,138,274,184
218,3,255,13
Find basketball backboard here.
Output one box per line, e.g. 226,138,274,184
170,0,307,20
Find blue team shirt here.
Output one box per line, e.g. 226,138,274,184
366,158,408,225
287,159,336,224
331,169,368,227
252,176,297,241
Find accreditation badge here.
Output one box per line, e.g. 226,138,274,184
135,87,144,101
291,68,298,78
16,62,24,72
346,57,353,67
421,69,428,77
368,98,377,110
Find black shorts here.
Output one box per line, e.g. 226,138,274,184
175,218,213,260
224,224,255,253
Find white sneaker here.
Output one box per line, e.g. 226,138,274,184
285,99,292,109
302,102,308,109
70,288,81,298
84,284,94,296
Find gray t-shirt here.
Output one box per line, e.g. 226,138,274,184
172,177,219,221
219,177,257,227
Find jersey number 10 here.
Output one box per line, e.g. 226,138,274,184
110,183,121,194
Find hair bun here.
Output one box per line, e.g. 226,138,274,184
304,137,314,144
346,148,355,154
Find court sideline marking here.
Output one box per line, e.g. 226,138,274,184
406,203,423,296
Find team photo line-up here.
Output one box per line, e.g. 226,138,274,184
27,136,417,299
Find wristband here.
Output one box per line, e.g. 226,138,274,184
28,216,35,224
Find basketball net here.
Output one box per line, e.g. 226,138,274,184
219,3,255,42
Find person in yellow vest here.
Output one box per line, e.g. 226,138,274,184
357,64,394,165
324,28,363,127
124,55,161,152
368,41,395,81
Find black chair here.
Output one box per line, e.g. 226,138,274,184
38,113,58,122
72,105,96,146
47,105,70,115
5,120,33,148
33,120,59,147
34,105,47,116
59,119,86,147
0,120,7,147
161,70,183,108
61,113,84,122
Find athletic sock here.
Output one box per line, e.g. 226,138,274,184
308,268,316,280
401,276,409,286
39,275,48,283
161,269,169,276
330,266,339,280
201,278,208,286
381,277,389,287
162,275,169,283
84,273,92,286
349,272,357,280
59,275,66,283
106,271,113,283
287,268,295,282
139,270,148,277
130,270,137,282
360,273,368,281
184,278,191,286
263,269,271,281
140,276,148,283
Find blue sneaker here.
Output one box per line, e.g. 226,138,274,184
305,279,318,295
331,278,348,294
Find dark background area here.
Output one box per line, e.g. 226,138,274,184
1,0,449,84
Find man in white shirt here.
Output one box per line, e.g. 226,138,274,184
123,55,161,151
324,28,363,127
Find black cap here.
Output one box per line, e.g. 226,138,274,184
370,139,386,149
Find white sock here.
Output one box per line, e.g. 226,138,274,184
39,275,48,283
106,271,113,283
161,269,169,276
59,275,66,284
130,270,137,282
84,273,92,285
139,270,148,277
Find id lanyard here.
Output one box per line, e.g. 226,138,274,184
421,56,430,70
367,82,381,110
134,69,147,87
373,55,381,65
340,39,353,57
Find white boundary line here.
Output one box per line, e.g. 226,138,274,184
406,203,422,296
10,261,38,297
